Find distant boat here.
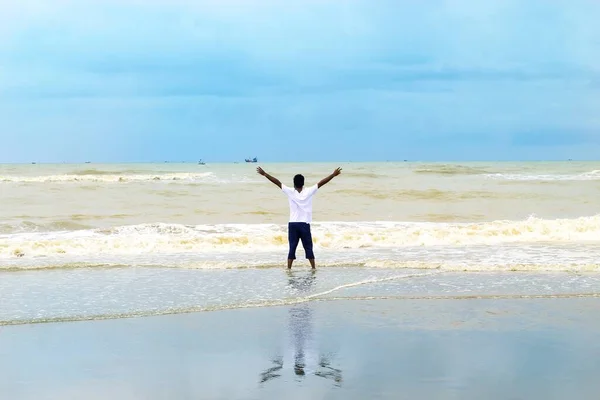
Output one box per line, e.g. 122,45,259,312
245,157,258,163
198,159,206,165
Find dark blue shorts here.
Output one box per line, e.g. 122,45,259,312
288,222,315,260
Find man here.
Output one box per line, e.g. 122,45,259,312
256,166,342,269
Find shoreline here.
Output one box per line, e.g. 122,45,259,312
3,291,600,328
3,267,600,327
2,298,600,399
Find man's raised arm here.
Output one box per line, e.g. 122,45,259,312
257,166,282,188
318,167,342,188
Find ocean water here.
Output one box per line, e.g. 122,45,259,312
2,161,600,270
2,161,600,324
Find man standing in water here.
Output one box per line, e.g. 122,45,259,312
257,166,342,269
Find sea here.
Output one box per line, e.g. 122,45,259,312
2,161,600,325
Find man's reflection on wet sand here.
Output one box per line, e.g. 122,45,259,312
260,271,342,386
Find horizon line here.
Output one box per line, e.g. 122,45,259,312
0,159,593,165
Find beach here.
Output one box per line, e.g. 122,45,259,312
2,161,600,398
2,295,600,399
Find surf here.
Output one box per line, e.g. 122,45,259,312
3,215,600,260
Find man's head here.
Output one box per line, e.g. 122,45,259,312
293,174,304,188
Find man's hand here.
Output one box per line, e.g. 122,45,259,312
333,167,342,176
257,166,282,188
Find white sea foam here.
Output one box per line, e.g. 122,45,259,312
0,172,216,183
484,170,600,181
2,216,600,260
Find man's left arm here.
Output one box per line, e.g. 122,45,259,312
317,167,342,188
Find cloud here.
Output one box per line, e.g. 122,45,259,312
3,0,599,97
0,0,599,161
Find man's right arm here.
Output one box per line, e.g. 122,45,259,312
257,166,282,188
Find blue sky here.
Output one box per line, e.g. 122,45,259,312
0,0,599,162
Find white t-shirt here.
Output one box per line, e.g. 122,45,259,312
282,184,318,223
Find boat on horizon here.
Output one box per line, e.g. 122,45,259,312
198,159,206,165
245,157,258,163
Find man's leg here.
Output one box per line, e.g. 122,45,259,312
288,223,300,269
300,223,316,269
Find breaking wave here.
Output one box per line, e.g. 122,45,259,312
413,164,491,175
484,170,600,181
2,215,600,260
0,172,215,183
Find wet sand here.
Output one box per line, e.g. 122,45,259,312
2,297,600,399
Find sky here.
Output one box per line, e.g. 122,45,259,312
0,0,599,163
